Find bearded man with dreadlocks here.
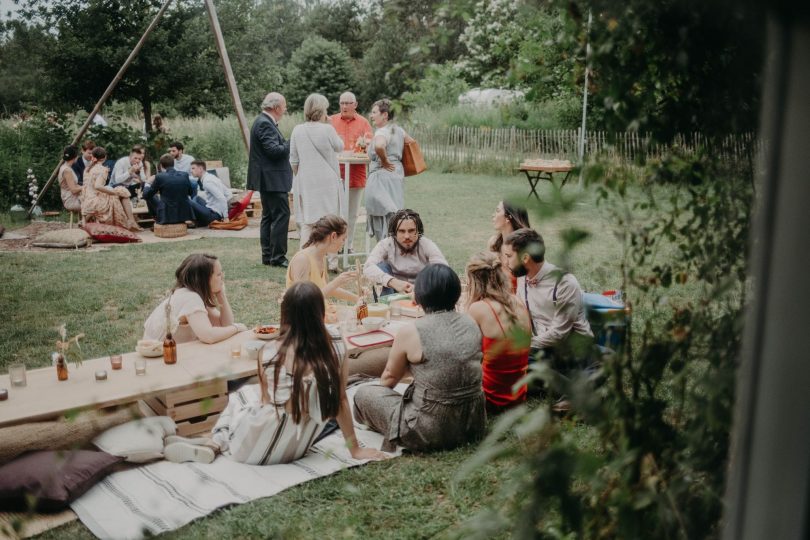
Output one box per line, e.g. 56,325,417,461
363,209,447,294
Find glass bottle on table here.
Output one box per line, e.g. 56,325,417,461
163,332,177,365
54,352,68,381
356,287,369,323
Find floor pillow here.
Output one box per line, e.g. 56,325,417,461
92,416,177,463
30,228,91,249
228,190,254,220
0,450,123,512
81,222,142,244
209,211,248,231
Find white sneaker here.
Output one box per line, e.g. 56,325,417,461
164,442,215,464
164,435,217,449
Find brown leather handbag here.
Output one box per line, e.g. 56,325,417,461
402,140,427,176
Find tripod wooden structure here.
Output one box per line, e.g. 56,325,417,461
27,0,250,217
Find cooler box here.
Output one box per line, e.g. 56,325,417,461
583,292,628,350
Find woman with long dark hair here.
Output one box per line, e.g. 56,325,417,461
80,146,142,231
465,251,531,413
58,145,83,213
211,282,389,464
142,253,246,344
489,200,530,292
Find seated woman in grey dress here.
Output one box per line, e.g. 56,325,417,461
353,264,486,452
363,99,414,242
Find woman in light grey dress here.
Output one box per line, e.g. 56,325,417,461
353,264,486,452
364,99,413,242
290,93,345,246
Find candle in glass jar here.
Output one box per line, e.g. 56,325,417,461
135,359,147,376
0,389,7,401
230,346,241,359
95,370,108,381
110,355,123,370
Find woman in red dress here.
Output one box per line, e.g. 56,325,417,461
465,251,532,413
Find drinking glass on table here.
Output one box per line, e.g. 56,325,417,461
9,363,26,387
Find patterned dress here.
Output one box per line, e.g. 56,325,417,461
353,311,486,452
81,164,131,227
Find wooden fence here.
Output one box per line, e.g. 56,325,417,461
403,125,761,171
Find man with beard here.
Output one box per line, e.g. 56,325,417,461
503,228,593,360
363,209,447,294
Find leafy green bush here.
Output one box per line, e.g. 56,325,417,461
401,63,470,108
283,37,355,113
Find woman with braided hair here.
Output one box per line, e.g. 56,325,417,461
465,251,531,412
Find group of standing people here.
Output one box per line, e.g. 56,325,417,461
247,90,413,268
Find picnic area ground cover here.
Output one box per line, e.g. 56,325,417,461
0,170,689,538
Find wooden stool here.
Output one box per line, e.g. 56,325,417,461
154,222,188,238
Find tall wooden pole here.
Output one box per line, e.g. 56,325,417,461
577,10,592,189
26,0,175,217
204,0,250,153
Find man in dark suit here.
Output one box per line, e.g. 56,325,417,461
247,92,292,267
71,140,95,186
142,154,194,225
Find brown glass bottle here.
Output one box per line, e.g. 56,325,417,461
55,353,69,381
356,297,368,322
163,332,177,365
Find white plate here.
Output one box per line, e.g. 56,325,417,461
253,324,280,340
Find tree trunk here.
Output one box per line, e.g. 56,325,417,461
142,90,153,135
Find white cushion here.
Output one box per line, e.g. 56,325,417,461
92,416,176,463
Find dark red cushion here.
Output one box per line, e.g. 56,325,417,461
81,222,141,244
0,450,123,511
228,190,254,220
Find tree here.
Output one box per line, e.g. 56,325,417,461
283,36,355,113
0,21,54,113
303,0,365,59
457,0,526,87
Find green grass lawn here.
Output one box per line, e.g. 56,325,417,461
0,171,681,538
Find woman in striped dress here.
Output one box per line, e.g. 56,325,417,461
211,282,388,465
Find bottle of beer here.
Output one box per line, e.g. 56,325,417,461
163,332,177,365
356,286,369,323
55,352,69,381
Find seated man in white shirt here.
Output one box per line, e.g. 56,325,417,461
363,209,448,295
503,228,594,370
110,144,150,201
189,160,229,226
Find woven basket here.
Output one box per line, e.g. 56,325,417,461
154,222,188,238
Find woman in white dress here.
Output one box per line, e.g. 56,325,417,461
289,93,345,247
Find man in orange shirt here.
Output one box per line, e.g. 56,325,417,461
329,91,372,253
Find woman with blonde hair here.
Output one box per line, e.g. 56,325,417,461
465,251,532,412
289,93,345,246
81,146,142,231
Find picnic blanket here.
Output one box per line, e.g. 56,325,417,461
71,384,400,539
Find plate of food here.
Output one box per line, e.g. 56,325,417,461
253,324,280,340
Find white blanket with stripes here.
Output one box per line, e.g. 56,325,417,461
71,385,398,539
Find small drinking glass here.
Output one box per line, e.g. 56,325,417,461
230,346,242,359
390,303,402,318
110,355,123,370
9,363,26,387
134,359,147,376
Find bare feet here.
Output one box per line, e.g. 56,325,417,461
129,224,144,233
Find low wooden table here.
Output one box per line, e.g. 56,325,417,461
0,321,416,430
519,159,575,201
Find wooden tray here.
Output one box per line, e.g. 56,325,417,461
347,330,394,348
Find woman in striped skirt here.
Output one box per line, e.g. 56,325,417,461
211,282,389,465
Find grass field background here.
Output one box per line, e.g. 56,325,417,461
0,171,690,538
